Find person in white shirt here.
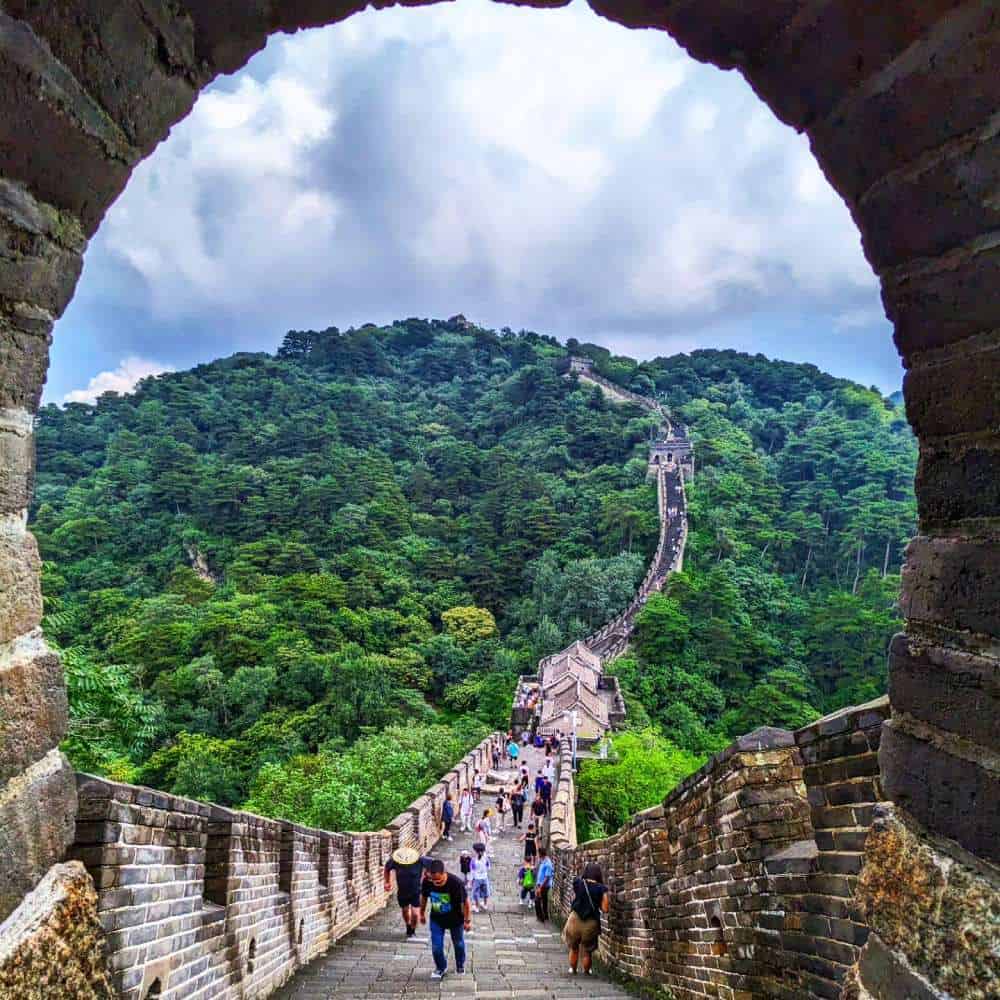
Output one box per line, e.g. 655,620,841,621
459,788,474,833
469,846,492,912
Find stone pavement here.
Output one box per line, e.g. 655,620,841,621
275,745,633,999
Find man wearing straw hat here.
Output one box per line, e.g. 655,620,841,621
383,846,432,937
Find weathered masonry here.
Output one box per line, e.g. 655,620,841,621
1,737,495,999
548,701,998,1000
1,3,999,999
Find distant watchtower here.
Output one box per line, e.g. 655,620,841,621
649,434,695,481
568,356,594,375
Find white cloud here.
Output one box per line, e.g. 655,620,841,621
63,357,174,405
51,0,901,396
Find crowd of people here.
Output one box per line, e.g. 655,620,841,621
380,732,610,981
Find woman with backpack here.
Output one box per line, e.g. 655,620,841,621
563,862,610,976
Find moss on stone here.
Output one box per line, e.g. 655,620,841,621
856,807,1000,999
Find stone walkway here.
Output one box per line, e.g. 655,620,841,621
275,746,633,999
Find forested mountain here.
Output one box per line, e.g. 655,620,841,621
33,318,916,831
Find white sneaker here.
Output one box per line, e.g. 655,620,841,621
431,970,445,980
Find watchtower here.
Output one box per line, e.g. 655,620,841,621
649,435,694,481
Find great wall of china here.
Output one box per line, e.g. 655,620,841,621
2,5,999,995
5,361,993,1000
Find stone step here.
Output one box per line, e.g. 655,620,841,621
275,746,635,1000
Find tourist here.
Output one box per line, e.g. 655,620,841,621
492,744,500,770
459,787,474,832
441,794,455,841
472,770,483,802
383,847,432,938
534,847,553,923
521,823,537,863
475,808,492,852
510,786,526,828
507,737,520,763
534,769,545,795
564,862,610,976
530,792,546,826
543,756,555,782
469,844,492,912
419,859,471,980
459,850,473,889
518,860,536,906
522,729,530,747
541,777,552,815
495,789,508,835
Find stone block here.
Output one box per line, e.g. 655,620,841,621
859,129,1000,270
808,2,1000,204
0,860,115,998
916,438,1000,527
0,517,42,644
174,0,272,75
0,181,85,316
889,633,1000,750
887,243,1000,359
855,807,999,999
854,932,947,1000
746,0,964,134
0,308,53,412
588,0,799,70
0,632,67,784
0,11,137,235
4,0,201,151
903,341,1000,439
0,408,34,513
879,721,999,861
0,749,77,922
901,534,1000,637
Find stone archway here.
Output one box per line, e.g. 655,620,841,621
0,1,997,995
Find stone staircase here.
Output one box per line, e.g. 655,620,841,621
274,747,633,999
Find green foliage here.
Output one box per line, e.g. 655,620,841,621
575,730,704,841
245,721,489,830
34,320,658,820
35,322,916,830
441,606,498,645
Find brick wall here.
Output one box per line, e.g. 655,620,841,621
68,735,496,1000
549,699,891,1000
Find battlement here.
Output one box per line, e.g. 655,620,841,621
548,702,893,998
53,736,495,1000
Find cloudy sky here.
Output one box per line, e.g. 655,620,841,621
49,0,901,405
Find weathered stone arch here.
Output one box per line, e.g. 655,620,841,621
0,1,997,995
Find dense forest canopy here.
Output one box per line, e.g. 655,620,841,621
33,318,916,833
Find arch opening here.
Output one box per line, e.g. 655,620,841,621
0,3,997,1000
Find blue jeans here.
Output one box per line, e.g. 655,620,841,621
429,920,466,973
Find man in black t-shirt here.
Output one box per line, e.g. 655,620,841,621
384,847,432,937
420,859,471,979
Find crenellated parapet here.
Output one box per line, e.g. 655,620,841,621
546,699,898,999
51,735,497,1000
